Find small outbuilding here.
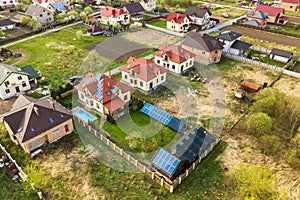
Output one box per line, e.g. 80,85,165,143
270,48,293,63
241,80,260,93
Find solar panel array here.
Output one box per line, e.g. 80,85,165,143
140,103,185,132
152,148,180,176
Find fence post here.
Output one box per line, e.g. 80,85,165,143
143,165,146,173
179,177,182,184
106,138,109,145
120,149,123,155
160,178,164,186
127,154,130,161
152,172,155,179
192,162,195,170
170,185,174,193
100,134,103,141
113,143,116,150
186,170,189,177
135,159,138,167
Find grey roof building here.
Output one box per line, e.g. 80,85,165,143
25,4,54,25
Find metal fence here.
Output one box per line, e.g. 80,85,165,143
74,115,220,193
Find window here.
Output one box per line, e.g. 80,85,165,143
4,81,9,87
131,70,135,76
157,60,160,64
156,79,158,83
140,81,143,87
81,93,84,99
52,128,60,136
202,51,206,55
28,138,42,150
190,61,192,65
215,51,218,54
18,76,22,80
130,79,133,84
22,82,27,87
3,1,6,4
172,65,175,70
90,100,93,106
134,80,137,84
124,75,127,79
96,103,100,109
40,14,43,17
5,89,10,94
65,125,69,132
124,95,127,101
161,76,164,81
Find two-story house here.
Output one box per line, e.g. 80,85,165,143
185,7,212,26
75,73,131,119
25,4,54,25
2,95,73,154
281,0,300,11
138,0,156,11
245,10,268,28
0,64,31,100
166,12,192,32
256,5,289,24
182,32,224,65
119,57,168,93
123,2,145,21
100,6,130,25
153,44,196,75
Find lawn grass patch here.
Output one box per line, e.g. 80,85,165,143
248,50,286,67
147,19,167,29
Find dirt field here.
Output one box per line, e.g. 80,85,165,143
273,75,300,97
120,28,182,48
0,98,15,115
223,26,300,48
289,17,300,24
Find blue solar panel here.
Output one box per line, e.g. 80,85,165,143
111,86,118,93
96,74,101,81
151,148,181,176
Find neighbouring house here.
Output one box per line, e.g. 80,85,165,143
20,65,39,84
2,95,73,154
181,32,223,65
0,64,31,100
123,2,145,21
0,0,18,10
215,31,242,52
119,57,168,93
185,7,212,26
48,2,68,13
281,0,300,11
87,24,104,35
229,40,252,57
138,0,156,11
151,127,216,180
75,73,131,119
25,4,54,26
166,12,192,32
153,44,196,75
270,48,294,63
241,80,260,93
245,10,268,28
255,5,288,24
100,6,130,25
0,19,15,31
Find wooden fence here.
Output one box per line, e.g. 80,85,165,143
250,45,271,54
74,115,220,193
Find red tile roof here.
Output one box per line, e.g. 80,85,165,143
241,81,260,91
103,96,126,112
119,57,168,82
256,5,284,16
166,12,192,24
75,73,131,111
101,6,128,18
282,0,300,4
153,44,196,64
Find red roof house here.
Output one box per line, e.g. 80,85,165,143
119,57,168,93
255,5,288,24
281,0,300,11
166,12,192,32
100,6,130,25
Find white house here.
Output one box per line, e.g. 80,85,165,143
75,73,131,119
215,31,242,53
166,12,192,32
119,57,168,93
100,6,130,25
25,4,54,25
185,7,212,26
138,0,156,11
153,44,196,75
0,64,31,100
0,19,15,31
270,48,293,63
0,0,18,10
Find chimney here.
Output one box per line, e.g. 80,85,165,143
108,81,111,88
33,106,39,116
48,99,55,111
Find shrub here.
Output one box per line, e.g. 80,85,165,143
259,135,280,155
245,112,273,137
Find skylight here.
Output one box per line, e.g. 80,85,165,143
49,117,54,123
17,127,23,132
59,114,64,118
30,128,35,132
105,91,111,96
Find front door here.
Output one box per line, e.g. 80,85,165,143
15,86,20,93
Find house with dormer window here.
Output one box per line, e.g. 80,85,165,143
119,57,168,93
153,44,196,75
166,12,192,32
100,6,130,25
75,73,131,119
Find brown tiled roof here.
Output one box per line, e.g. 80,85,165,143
3,95,72,143
183,32,224,52
119,57,167,82
101,6,128,18
103,96,126,112
166,12,192,24
153,44,196,64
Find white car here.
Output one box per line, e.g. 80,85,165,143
42,90,50,95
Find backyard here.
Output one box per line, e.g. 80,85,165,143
248,50,286,67
210,7,248,19
147,19,167,29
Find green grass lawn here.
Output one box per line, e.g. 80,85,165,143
285,10,300,18
267,25,300,37
102,110,179,153
147,20,167,29
5,24,109,88
248,50,286,67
